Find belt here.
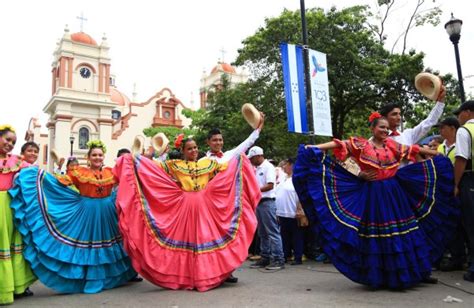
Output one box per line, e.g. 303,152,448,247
260,197,275,202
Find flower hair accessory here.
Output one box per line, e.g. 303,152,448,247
86,140,107,153
368,112,382,126
174,133,185,149
0,124,15,133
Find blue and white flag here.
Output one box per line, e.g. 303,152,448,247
280,43,308,133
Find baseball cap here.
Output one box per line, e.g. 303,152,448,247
247,146,264,158
453,100,474,115
434,117,460,129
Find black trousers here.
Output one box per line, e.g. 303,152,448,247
459,174,474,272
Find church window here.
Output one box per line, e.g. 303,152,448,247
79,127,90,149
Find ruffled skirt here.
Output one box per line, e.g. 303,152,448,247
9,167,136,294
0,191,36,304
113,154,260,291
293,146,458,288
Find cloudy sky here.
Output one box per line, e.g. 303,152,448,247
1,0,473,153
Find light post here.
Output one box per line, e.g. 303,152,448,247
69,135,75,156
445,13,465,103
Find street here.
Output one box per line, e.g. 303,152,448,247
12,261,474,307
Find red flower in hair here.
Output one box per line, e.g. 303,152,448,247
174,133,185,149
368,112,382,124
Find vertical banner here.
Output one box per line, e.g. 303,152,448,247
308,49,332,136
280,43,308,134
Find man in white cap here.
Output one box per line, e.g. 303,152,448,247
248,146,285,270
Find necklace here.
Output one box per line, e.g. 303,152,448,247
370,139,389,166
91,168,104,195
185,160,200,191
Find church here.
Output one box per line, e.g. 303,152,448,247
26,25,247,170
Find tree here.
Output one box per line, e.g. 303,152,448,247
235,6,429,140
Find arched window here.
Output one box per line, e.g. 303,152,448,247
79,127,90,149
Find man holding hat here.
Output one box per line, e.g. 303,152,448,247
205,114,264,163
248,146,285,270
453,100,474,282
379,85,446,146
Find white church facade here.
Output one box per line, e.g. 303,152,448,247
26,26,246,171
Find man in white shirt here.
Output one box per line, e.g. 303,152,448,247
247,146,285,270
379,85,446,146
453,101,474,282
205,115,264,163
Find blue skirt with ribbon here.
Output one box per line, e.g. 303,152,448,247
9,167,136,294
293,145,459,288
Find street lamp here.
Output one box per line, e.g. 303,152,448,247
69,135,75,156
445,13,465,103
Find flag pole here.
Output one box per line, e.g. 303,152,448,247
300,0,315,139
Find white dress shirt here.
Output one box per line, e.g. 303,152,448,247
206,129,260,163
390,101,445,145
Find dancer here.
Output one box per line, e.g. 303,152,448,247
293,113,458,289
0,125,36,305
206,112,264,162
379,84,446,145
113,137,261,291
9,140,136,294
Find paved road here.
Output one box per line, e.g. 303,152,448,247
13,261,474,307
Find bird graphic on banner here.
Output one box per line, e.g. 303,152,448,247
311,55,326,77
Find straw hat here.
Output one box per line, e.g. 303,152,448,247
131,135,145,155
241,103,262,129
151,132,169,156
50,149,60,163
415,73,442,101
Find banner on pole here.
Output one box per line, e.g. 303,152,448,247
280,43,308,134
308,49,332,136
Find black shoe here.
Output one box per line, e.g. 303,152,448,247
129,275,143,282
225,274,238,283
440,261,464,272
421,276,438,284
463,271,474,282
14,288,34,299
265,261,285,270
250,258,270,268
290,260,302,265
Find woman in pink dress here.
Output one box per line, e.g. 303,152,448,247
113,137,261,291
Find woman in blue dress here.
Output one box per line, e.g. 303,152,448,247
9,140,136,294
293,113,459,288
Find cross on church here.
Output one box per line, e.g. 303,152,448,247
219,47,227,63
77,12,88,32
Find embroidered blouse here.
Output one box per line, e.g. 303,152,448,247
333,137,420,180
0,154,29,191
159,158,227,192
57,166,116,198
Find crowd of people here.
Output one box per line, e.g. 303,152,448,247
1,92,474,304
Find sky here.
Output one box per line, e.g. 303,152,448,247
1,0,473,153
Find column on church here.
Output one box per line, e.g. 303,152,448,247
53,117,72,170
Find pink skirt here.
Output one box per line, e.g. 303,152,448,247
113,154,260,291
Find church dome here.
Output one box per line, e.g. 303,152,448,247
211,62,236,74
110,87,131,106
71,32,98,46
